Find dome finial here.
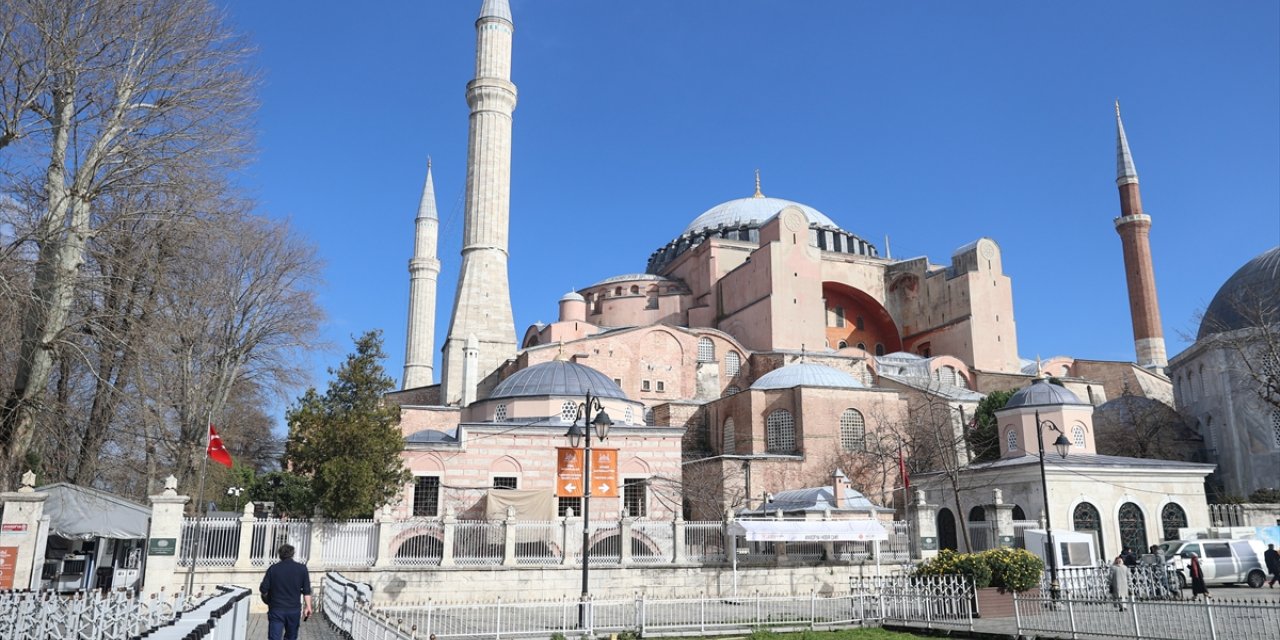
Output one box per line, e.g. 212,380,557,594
554,341,569,361
753,169,764,198
1035,354,1045,379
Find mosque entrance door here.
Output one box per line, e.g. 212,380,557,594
937,508,957,551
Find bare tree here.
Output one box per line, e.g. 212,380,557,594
1094,383,1202,461
0,0,255,487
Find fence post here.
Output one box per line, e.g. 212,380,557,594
809,589,816,630
1204,597,1217,640
145,476,191,592
620,513,634,566
440,507,457,567
234,503,255,569
1066,595,1078,640
0,472,48,591
309,513,327,569
1128,594,1140,637
564,513,582,566
502,507,518,566
373,505,393,568
635,592,644,635
672,514,687,564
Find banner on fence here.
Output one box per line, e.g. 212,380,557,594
0,546,17,589
555,447,618,498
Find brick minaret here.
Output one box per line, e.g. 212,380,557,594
1113,102,1167,372
441,0,518,404
403,160,440,389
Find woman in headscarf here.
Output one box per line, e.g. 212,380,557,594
1188,552,1211,600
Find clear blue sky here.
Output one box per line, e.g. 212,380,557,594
223,0,1279,401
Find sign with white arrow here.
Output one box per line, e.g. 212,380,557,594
555,447,620,498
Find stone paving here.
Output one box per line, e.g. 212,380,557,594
247,613,344,640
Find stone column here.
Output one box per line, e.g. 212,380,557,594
671,514,687,563
309,514,327,567
502,507,518,566
909,489,939,560
373,505,394,568
990,489,1015,548
234,502,255,569
440,507,457,567
564,514,583,566
145,475,190,593
619,513,634,566
0,471,48,590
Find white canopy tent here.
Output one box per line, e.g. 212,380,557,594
725,519,890,594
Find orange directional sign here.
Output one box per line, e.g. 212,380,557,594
555,447,619,498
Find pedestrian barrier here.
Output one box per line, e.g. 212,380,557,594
1014,592,1280,640
0,586,248,640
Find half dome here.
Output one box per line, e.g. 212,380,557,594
489,360,628,400
1197,246,1279,340
1003,378,1087,409
751,363,866,391
683,196,837,236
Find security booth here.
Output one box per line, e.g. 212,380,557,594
36,483,150,592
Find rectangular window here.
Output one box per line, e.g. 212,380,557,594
558,497,582,518
614,378,622,387
656,381,665,392
413,476,440,517
1204,543,1231,559
492,476,517,490
623,478,648,518
642,380,651,392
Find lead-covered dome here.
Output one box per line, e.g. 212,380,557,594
1197,246,1279,340
683,197,837,236
751,363,866,391
1003,378,1087,409
489,360,628,400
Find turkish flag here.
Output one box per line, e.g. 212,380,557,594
207,425,234,468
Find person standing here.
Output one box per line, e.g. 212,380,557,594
1121,547,1138,567
1188,552,1211,600
260,544,313,640
1109,556,1131,611
1265,543,1280,588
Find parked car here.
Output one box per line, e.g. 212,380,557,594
1157,539,1269,588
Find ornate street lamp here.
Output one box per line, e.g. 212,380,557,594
564,392,612,630
1035,410,1072,601
226,485,245,512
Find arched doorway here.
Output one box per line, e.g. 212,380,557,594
1161,503,1188,542
967,506,989,551
1012,505,1027,520
937,508,958,551
1073,502,1103,560
1118,502,1148,554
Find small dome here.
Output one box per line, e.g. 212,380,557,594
1197,246,1279,340
751,363,866,391
1003,378,1087,409
590,273,671,287
560,291,585,302
683,197,837,236
489,360,628,400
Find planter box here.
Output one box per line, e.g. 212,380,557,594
974,586,1040,618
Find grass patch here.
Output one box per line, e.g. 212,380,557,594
734,630,920,640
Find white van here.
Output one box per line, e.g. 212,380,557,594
1157,539,1269,588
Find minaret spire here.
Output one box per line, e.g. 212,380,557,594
753,169,764,198
1111,103,1167,372
404,160,441,389
441,0,519,405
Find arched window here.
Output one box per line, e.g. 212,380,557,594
1197,364,1206,395
624,406,634,424
1272,408,1280,448
1061,365,1071,377
630,285,639,294
560,401,578,423
1073,502,1101,532
875,343,886,356
722,417,735,454
1012,505,1027,520
765,409,796,453
838,340,848,349
840,409,866,452
494,404,507,422
1072,425,1086,447
832,306,846,328
644,408,655,426
934,366,958,387
1007,429,1018,452
1118,502,1148,552
1161,503,1188,541
1187,371,1196,399
937,508,958,551
855,316,865,331
697,337,715,363
725,351,741,377
856,342,866,350
614,286,623,296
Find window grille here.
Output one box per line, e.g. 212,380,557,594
766,409,796,453
623,478,647,517
697,337,715,363
1118,502,1148,552
838,341,848,349
1073,502,1101,533
723,417,735,454
934,366,957,387
644,408,655,426
1007,430,1017,451
1161,503,1187,541
725,351,741,377
840,409,866,452
494,404,507,421
1072,425,1086,447
624,406,633,424
413,476,440,517
642,380,651,392
656,381,665,392
875,344,885,356
833,307,846,328
558,497,581,518
723,386,740,397
561,401,578,423
492,476,517,490
1272,408,1280,447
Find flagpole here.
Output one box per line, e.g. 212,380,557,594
184,411,214,597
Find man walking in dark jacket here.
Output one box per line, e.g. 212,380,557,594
1266,543,1280,588
259,544,313,640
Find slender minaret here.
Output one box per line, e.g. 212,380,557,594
403,160,441,389
441,0,518,405
1113,102,1168,372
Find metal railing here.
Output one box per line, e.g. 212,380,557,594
0,589,187,640
179,517,241,567
319,520,378,567
512,521,562,565
249,519,312,566
684,522,726,563
1045,565,1180,600
322,571,374,636
389,519,444,566
141,585,251,640
1015,592,1280,640
453,521,504,566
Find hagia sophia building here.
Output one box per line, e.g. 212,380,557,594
382,0,1206,525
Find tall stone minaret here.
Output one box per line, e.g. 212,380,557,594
403,160,440,389
441,0,518,405
1113,102,1168,373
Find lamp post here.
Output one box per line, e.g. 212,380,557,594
226,485,245,512
565,392,613,631
1034,409,1072,601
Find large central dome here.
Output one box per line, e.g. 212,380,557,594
683,196,838,235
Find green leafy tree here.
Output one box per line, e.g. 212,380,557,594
246,470,316,517
284,331,410,519
967,389,1014,463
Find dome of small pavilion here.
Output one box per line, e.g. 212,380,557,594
750,363,866,391
1197,246,1279,340
1003,378,1088,409
488,360,628,400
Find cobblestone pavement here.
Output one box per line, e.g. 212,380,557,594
247,613,345,640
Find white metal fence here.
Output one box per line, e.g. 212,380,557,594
684,522,726,562
0,586,250,640
1046,565,1180,600
1015,592,1280,640
179,518,240,567
250,519,312,566
319,520,378,567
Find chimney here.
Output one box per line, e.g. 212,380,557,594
831,469,848,508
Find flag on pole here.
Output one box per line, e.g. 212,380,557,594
897,445,910,490
207,424,234,468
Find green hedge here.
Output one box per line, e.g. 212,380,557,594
914,549,992,588
914,547,1044,592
